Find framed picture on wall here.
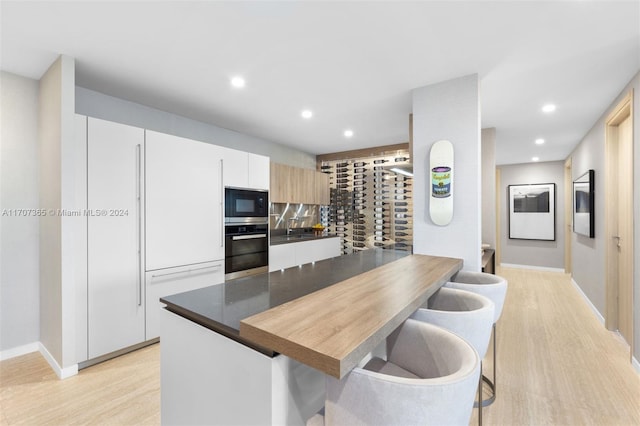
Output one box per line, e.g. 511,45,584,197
508,183,556,241
573,169,595,238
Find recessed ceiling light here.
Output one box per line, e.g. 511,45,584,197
230,76,245,88
301,110,313,119
542,104,556,113
532,157,540,162
535,138,545,145
344,129,354,138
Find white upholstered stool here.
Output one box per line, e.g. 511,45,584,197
411,287,495,426
444,270,508,407
310,319,480,426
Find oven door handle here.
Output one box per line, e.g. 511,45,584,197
231,233,267,240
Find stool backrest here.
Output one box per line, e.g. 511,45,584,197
446,271,508,323
325,319,480,426
411,287,494,359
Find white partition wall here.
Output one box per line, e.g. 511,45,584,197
412,74,481,271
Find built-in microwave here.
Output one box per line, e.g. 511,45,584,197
225,187,269,224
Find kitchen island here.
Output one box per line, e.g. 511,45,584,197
160,249,462,425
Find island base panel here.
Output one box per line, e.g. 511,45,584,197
160,309,324,425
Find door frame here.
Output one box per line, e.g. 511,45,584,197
604,90,634,355
564,157,572,274
495,167,501,267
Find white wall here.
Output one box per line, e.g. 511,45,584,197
412,74,481,271
76,87,316,168
482,128,496,249
38,55,77,371
570,70,640,362
498,161,565,270
0,71,40,353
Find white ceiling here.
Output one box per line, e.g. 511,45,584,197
2,1,639,164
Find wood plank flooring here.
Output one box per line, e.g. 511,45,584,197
1,266,639,425
0,343,159,425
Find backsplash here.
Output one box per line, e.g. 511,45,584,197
270,203,320,231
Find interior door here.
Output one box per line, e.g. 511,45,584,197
564,158,572,274
88,117,145,358
616,114,633,346
605,92,634,357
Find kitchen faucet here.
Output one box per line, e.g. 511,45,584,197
287,217,300,235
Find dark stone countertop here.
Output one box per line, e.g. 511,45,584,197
269,228,339,246
160,248,411,355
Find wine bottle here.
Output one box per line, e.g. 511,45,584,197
373,159,389,164
353,161,369,167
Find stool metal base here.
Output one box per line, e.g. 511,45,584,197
474,323,497,408
476,374,496,407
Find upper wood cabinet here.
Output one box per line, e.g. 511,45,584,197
315,172,330,205
270,163,330,205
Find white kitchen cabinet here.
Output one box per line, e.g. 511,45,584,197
269,243,297,272
296,237,341,266
248,153,270,190
221,147,249,188
146,131,224,271
269,237,340,272
145,260,224,340
87,117,145,359
222,148,270,190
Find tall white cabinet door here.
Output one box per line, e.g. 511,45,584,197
87,117,145,359
248,153,270,190
146,131,224,271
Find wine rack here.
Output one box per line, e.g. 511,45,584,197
320,151,413,255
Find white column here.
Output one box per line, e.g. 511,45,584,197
412,74,482,271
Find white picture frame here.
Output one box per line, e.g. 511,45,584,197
508,183,556,241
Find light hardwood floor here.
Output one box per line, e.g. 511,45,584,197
1,267,639,425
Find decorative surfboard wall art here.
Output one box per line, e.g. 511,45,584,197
319,150,413,255
429,140,454,226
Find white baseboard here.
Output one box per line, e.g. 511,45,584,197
570,279,640,374
0,342,39,361
570,278,605,325
499,263,565,273
38,343,78,379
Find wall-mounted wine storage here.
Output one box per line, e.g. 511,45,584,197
319,150,413,255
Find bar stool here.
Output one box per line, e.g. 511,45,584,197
310,319,480,426
411,287,494,426
444,271,508,407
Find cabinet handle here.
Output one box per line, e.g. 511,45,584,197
220,158,224,248
136,143,142,307
151,264,222,279
232,234,267,240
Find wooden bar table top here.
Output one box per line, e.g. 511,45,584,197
239,254,463,379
